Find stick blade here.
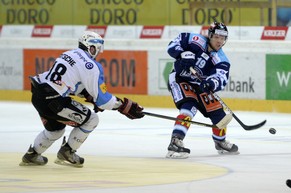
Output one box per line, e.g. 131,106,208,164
241,119,267,131
232,114,266,131
244,120,267,131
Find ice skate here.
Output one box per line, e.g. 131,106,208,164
214,139,239,155
166,136,190,159
19,145,48,166
54,137,84,168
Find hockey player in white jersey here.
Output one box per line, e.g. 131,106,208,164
19,31,144,167
166,22,239,159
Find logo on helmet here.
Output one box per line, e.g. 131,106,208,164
214,29,228,36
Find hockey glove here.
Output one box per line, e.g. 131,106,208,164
199,79,216,94
118,97,144,119
80,89,104,113
180,51,195,71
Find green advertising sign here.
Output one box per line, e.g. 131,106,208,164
266,54,291,100
159,59,173,90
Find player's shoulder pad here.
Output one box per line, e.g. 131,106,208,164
188,33,207,47
72,48,100,70
212,49,230,66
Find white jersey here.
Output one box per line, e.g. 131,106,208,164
36,48,117,110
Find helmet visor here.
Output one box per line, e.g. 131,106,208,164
88,39,104,53
88,39,104,45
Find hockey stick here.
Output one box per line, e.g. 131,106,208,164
189,67,266,131
143,111,216,128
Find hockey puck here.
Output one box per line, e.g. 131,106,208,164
286,179,291,188
269,128,276,134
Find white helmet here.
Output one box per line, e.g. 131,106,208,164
78,31,104,58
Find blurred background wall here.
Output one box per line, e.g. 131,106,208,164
0,0,290,112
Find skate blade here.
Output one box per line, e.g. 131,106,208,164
19,161,46,166
166,151,189,159
217,150,240,155
54,158,83,168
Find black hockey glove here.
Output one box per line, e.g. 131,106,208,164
199,79,216,94
118,97,144,119
180,51,195,71
180,58,195,71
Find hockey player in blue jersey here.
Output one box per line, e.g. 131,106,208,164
19,31,144,167
166,22,239,158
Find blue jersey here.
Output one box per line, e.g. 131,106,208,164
167,32,230,92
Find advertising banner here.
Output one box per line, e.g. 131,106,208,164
261,26,289,40
23,49,147,94
266,54,291,100
148,50,266,99
148,50,173,96
0,48,23,90
0,0,282,26
219,52,266,99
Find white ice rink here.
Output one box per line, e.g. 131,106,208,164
0,101,291,193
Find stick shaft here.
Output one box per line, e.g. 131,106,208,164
143,111,216,128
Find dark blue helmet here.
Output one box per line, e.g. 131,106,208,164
208,22,228,39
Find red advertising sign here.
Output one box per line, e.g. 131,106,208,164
23,49,148,94
261,26,288,40
140,26,164,39
32,25,53,37
200,26,209,37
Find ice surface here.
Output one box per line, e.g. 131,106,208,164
0,101,290,193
